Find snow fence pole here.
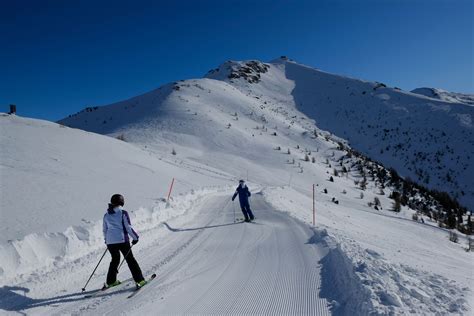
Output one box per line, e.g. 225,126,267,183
313,184,315,226
82,248,108,292
167,178,175,202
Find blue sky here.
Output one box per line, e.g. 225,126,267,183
1,0,472,121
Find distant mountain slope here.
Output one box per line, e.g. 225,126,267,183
206,58,474,210
60,58,474,211
59,74,333,189
411,87,474,106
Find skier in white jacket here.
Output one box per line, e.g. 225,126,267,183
103,194,146,288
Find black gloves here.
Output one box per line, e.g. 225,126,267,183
132,239,138,245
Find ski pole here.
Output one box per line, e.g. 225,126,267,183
82,248,108,292
117,244,134,273
232,200,235,223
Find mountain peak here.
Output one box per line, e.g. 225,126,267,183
205,59,271,83
205,56,302,83
268,55,296,64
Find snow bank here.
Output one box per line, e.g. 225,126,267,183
307,229,374,315
0,186,231,286
337,238,470,315
261,186,471,315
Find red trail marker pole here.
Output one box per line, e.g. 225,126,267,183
167,178,175,202
313,184,315,226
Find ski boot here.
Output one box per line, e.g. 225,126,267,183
136,279,147,289
103,280,121,290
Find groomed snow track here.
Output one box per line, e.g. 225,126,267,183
2,194,332,315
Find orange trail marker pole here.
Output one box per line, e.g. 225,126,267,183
167,178,175,202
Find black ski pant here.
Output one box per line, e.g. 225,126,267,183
106,242,144,285
240,201,254,220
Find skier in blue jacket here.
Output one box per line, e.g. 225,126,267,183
232,180,255,222
103,194,146,288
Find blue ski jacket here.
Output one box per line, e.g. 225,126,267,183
232,184,251,206
103,205,139,245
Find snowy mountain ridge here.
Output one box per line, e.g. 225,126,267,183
61,57,474,212
411,87,474,106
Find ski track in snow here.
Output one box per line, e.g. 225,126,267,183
3,194,331,315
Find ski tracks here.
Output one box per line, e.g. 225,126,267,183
134,195,331,315
18,194,331,315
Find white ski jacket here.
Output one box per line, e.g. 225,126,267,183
103,205,139,245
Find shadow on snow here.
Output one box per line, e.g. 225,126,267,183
162,221,243,232
0,284,131,313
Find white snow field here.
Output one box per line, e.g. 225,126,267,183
1,57,473,315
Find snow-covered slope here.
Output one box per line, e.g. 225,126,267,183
411,87,474,106
60,58,474,212
0,113,234,282
206,58,474,211
58,73,329,192
0,114,231,241
2,58,473,315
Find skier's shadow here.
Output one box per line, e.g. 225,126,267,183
0,284,129,313
162,221,242,232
